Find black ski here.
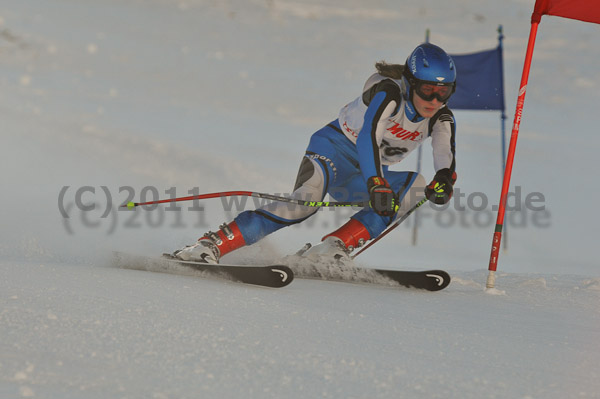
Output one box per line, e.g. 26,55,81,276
289,260,450,291
371,268,450,291
161,254,294,288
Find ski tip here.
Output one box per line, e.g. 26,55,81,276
424,270,451,291
269,265,294,287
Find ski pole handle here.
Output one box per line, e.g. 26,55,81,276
122,190,369,209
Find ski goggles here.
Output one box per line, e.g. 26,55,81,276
414,81,455,102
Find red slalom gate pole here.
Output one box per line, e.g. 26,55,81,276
486,20,540,289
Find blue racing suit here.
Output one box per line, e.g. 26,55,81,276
234,73,456,244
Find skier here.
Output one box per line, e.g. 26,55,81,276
173,42,458,264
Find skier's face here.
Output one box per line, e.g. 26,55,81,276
413,91,444,118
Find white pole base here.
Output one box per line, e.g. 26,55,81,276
486,270,496,289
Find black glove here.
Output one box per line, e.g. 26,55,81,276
367,176,399,216
425,168,457,205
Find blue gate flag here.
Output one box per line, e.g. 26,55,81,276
448,46,505,111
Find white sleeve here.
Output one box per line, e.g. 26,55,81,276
430,112,456,172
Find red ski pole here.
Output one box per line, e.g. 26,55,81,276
122,190,369,210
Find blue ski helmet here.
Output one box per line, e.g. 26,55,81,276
402,43,456,104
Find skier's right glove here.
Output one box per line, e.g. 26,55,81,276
367,176,399,217
425,168,457,205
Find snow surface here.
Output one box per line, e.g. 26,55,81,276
1,0,599,398
2,260,599,398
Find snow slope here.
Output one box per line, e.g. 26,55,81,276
2,260,599,399
1,0,599,397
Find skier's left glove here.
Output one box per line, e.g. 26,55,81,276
425,168,457,205
367,176,399,217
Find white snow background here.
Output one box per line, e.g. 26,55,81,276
1,0,599,398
